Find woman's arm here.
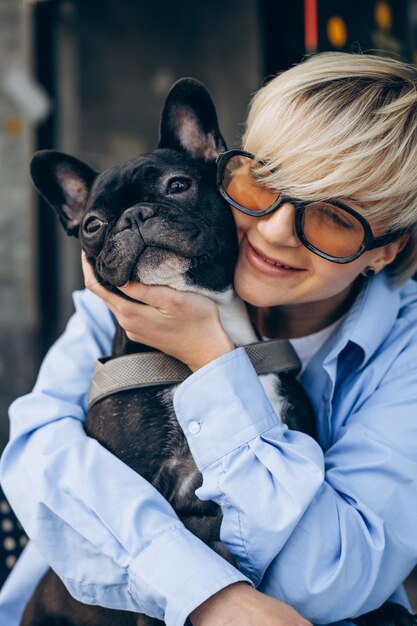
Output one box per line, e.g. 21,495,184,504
173,346,417,623
0,289,248,626
78,269,417,624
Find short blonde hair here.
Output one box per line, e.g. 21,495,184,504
243,52,417,283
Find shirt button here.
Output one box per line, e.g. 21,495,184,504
188,420,201,434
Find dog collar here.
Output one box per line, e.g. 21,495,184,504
87,340,301,409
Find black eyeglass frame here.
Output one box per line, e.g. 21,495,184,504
216,149,402,264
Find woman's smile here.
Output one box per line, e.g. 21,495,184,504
244,238,306,276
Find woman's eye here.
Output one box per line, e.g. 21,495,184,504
323,208,353,230
167,177,191,194
84,217,104,234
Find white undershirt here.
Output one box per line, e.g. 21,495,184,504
288,316,345,374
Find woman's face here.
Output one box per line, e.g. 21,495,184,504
232,201,401,311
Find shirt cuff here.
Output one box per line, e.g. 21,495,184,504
173,348,285,469
128,525,250,626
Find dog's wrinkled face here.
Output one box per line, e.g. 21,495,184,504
30,78,238,296
79,149,236,292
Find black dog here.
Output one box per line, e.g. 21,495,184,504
21,79,416,626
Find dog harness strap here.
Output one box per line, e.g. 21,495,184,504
87,340,301,409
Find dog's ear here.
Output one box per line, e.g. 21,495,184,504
30,150,98,237
158,78,227,161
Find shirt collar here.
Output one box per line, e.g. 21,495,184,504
322,270,400,368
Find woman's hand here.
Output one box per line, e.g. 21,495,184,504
81,252,234,371
189,583,312,626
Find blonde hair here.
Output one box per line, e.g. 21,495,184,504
243,52,417,282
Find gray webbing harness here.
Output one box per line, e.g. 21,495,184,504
88,339,301,409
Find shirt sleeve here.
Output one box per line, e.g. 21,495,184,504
0,289,248,626
173,347,417,624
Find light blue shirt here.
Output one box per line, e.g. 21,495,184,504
1,271,417,626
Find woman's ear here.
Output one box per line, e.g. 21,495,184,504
396,233,410,254
373,233,410,271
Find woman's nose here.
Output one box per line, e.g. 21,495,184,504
256,202,300,247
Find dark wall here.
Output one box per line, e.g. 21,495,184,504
76,0,262,165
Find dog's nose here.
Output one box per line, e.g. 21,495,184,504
117,204,155,232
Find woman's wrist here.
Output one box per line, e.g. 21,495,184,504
186,332,235,372
189,583,249,625
188,582,312,626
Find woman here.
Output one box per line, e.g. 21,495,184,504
2,51,417,626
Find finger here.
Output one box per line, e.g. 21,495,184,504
117,281,180,311
81,253,133,310
81,252,100,289
81,254,107,295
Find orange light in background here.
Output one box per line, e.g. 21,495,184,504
304,0,318,53
375,1,392,31
327,16,348,48
4,117,23,136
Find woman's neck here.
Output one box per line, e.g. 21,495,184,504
248,279,362,339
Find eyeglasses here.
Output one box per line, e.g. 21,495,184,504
216,149,402,264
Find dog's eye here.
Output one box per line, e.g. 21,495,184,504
84,217,104,234
166,177,191,194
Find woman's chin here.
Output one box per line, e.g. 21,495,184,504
234,275,282,307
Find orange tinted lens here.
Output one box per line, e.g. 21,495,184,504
222,155,277,211
303,202,365,257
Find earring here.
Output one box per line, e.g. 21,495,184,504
364,266,376,277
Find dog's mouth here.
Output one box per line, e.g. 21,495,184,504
135,246,191,287
90,214,219,289
92,240,196,290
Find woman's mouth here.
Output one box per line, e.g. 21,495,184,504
244,239,305,276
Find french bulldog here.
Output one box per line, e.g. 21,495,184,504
20,78,412,626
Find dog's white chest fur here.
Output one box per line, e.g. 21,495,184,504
215,289,285,421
